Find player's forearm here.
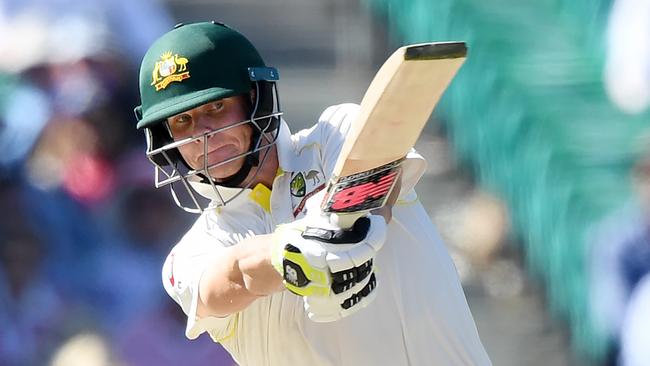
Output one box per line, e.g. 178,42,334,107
236,234,284,296
197,234,283,317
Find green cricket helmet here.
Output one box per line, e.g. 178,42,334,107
134,21,282,213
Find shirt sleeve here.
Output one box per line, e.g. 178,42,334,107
317,103,427,199
161,221,238,341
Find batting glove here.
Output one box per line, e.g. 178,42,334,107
271,214,386,321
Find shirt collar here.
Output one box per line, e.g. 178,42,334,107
275,118,311,174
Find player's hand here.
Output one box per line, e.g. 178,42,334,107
271,214,386,321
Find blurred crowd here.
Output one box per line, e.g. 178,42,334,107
588,0,650,363
0,0,233,365
589,149,650,366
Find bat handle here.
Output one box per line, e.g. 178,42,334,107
329,212,365,230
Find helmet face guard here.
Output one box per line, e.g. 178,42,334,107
144,73,282,214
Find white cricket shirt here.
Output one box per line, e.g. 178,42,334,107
162,104,492,366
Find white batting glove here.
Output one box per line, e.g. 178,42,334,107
271,214,386,321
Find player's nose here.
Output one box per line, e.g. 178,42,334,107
193,114,220,140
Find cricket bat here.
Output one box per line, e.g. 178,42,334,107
320,41,467,228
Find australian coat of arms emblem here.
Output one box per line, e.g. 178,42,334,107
151,51,190,91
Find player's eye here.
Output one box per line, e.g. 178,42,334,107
207,101,224,113
172,114,192,126
168,114,193,137
178,114,192,123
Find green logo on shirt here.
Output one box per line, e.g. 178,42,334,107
290,172,306,197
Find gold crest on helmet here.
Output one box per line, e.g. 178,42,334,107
151,51,190,91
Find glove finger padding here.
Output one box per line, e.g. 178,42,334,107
304,272,378,322
330,257,373,294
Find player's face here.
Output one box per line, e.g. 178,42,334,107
167,95,253,180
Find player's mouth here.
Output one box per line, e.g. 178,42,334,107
197,144,240,166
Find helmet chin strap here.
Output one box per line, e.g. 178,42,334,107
214,151,259,188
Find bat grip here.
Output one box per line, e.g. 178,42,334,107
330,212,365,230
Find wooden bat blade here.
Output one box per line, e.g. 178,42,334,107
336,41,467,178
322,41,467,218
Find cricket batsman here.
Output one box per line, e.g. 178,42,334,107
134,21,492,365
